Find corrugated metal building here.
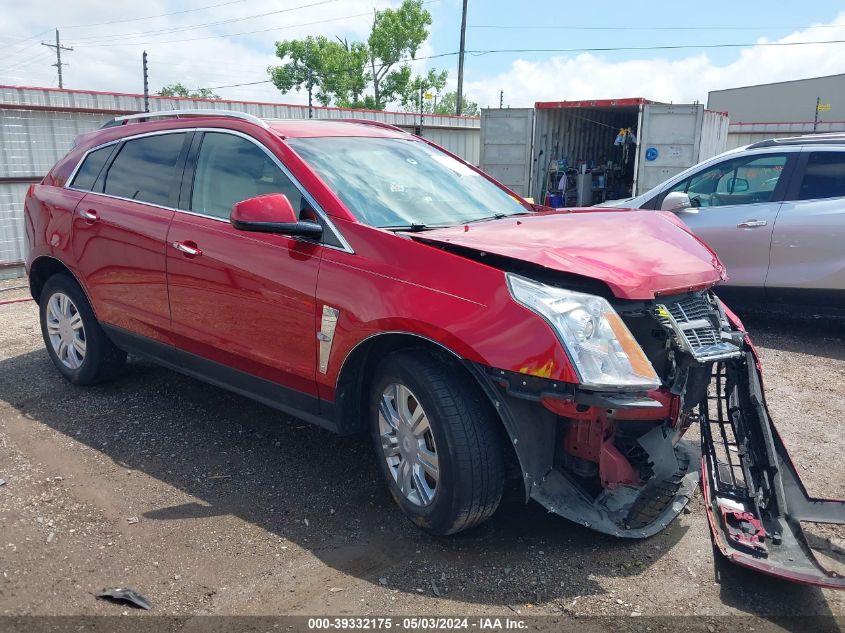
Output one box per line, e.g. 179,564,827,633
0,84,481,278
708,73,845,149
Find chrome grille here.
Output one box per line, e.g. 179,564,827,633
666,295,712,322
656,293,741,362
686,326,719,348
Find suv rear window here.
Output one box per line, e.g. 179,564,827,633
799,151,845,200
103,133,187,207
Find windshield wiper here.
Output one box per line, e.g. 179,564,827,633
464,211,534,225
382,222,433,232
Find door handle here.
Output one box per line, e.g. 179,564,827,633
171,241,202,257
737,220,767,228
78,209,98,221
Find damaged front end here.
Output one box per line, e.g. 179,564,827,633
471,286,845,587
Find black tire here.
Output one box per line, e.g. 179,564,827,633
39,274,126,385
369,350,504,535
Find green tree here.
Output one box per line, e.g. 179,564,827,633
366,0,432,109
268,36,368,107
267,0,445,110
157,83,220,99
433,91,479,116
400,69,448,113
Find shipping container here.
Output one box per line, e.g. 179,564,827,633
480,99,729,203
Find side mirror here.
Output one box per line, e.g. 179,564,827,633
660,191,697,214
230,193,322,239
726,177,749,193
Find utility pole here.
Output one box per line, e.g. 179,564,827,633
455,0,468,115
499,90,504,108
419,84,425,136
813,96,821,133
41,29,72,89
142,51,150,113
307,67,314,119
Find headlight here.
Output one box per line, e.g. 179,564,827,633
507,274,660,391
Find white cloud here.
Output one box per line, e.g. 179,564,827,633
4,4,845,110
0,0,400,103
464,13,845,108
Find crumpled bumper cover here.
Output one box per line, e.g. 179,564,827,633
531,427,700,539
700,353,845,589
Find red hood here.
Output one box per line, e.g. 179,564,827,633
413,209,727,300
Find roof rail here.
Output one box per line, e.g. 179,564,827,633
334,118,408,134
747,133,845,149
101,109,270,130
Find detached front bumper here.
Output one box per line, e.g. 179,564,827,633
701,352,845,589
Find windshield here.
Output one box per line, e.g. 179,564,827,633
286,136,530,228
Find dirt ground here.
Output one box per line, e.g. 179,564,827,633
0,277,843,625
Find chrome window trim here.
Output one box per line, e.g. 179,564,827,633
64,127,354,254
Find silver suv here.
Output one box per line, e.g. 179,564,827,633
610,134,845,313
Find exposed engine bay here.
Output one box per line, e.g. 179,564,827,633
474,287,845,588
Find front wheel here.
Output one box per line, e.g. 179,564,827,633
39,274,126,385
369,350,504,535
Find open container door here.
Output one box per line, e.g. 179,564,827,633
479,108,534,197
635,103,705,196
700,345,845,587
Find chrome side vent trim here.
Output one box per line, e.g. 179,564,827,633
318,305,340,374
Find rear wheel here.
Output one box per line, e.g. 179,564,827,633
39,274,126,385
369,350,504,535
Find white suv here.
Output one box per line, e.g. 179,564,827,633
607,134,845,313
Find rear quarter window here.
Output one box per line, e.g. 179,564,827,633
103,133,187,207
70,145,116,192
798,151,845,200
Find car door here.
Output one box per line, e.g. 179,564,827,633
766,148,845,307
655,151,796,289
70,131,191,345
166,130,323,414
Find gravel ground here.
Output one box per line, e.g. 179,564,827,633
0,277,843,624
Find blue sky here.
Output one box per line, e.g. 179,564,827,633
2,0,845,108
424,0,845,102
428,0,845,68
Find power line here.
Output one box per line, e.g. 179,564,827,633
465,39,845,56
0,51,53,75
65,0,344,45
61,0,257,29
467,23,845,31
0,29,53,56
192,37,845,91
200,51,459,91
68,0,442,48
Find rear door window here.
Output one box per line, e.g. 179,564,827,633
190,132,304,220
798,151,845,200
103,133,187,207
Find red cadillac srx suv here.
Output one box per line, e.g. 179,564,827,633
24,110,844,588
